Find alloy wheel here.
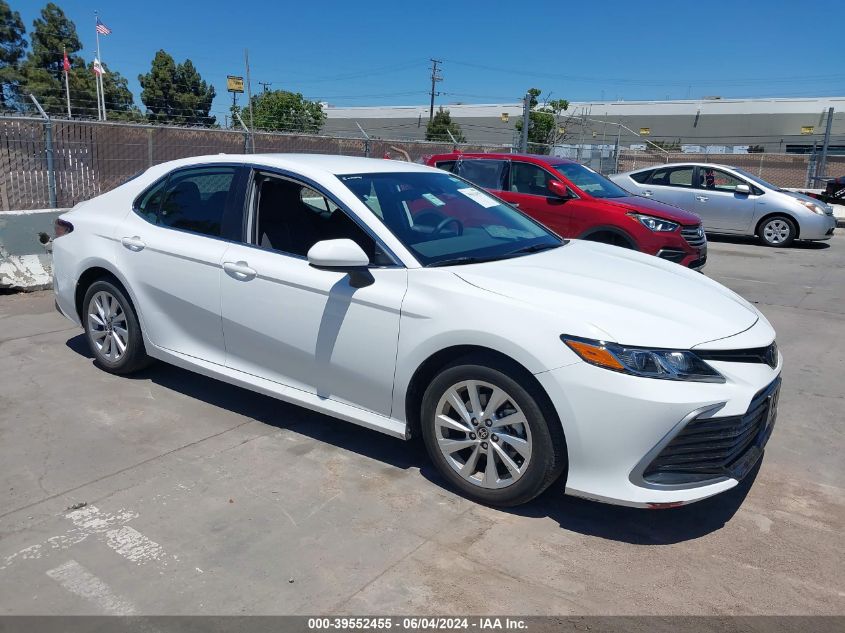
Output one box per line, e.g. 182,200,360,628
87,290,129,362
433,380,532,489
763,219,791,244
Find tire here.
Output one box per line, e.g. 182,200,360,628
82,279,152,375
420,359,567,506
758,215,796,247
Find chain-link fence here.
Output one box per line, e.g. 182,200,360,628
0,116,511,211
4,115,844,211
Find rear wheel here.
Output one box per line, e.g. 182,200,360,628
758,215,796,247
83,280,151,375
421,361,566,506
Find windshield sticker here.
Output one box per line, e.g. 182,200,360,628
457,187,499,208
422,193,446,207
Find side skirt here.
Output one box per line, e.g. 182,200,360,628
146,344,410,440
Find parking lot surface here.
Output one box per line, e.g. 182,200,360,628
1,233,843,615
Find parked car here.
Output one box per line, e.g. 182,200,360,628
53,154,781,508
611,162,837,247
426,153,707,270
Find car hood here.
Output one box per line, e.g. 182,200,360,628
454,240,759,349
779,189,835,214
599,195,702,224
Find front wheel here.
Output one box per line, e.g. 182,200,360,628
758,215,796,247
421,361,566,506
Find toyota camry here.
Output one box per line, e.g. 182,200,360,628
52,154,782,507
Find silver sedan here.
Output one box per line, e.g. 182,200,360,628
611,163,836,247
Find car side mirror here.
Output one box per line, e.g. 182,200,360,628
307,239,369,269
548,180,572,198
735,184,751,195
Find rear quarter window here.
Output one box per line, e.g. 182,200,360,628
630,170,653,184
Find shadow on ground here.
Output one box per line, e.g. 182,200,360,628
66,333,753,546
707,233,831,250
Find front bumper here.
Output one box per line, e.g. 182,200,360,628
798,213,837,240
536,351,781,507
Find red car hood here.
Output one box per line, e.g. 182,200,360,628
601,195,702,225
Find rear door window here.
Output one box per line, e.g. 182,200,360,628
648,166,695,188
156,167,246,240
454,159,508,191
630,169,653,184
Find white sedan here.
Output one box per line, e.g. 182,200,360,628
52,154,781,507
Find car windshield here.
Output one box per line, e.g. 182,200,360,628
731,167,778,191
338,171,562,266
553,163,628,198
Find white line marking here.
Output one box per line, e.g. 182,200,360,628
105,526,166,565
46,560,137,615
1,505,173,570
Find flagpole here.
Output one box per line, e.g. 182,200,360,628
63,46,71,118
95,12,104,120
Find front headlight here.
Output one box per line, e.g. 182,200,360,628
797,199,826,215
561,335,725,383
628,212,679,232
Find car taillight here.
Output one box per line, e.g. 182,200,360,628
54,218,74,238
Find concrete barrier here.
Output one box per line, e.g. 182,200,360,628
0,209,67,291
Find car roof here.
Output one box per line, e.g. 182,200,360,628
627,162,742,173
150,153,435,176
429,152,577,165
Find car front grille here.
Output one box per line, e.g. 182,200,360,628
681,224,706,248
642,377,780,485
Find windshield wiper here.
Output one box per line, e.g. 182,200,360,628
503,242,562,257
426,256,494,268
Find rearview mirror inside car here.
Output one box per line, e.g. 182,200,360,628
735,184,751,195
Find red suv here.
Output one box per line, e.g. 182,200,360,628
426,153,707,269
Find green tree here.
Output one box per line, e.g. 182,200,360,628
21,2,90,115
514,88,569,154
426,106,465,143
0,0,27,110
139,50,216,125
250,89,325,133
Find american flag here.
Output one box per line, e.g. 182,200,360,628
95,17,111,35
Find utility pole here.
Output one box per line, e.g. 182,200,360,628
429,59,442,122
244,49,255,136
258,81,272,93
520,92,530,153
816,107,834,184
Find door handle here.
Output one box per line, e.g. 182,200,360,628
120,236,146,251
695,195,709,202
223,260,256,280
642,190,653,197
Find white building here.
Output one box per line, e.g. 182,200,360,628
323,97,845,154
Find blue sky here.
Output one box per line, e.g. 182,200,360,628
15,0,844,119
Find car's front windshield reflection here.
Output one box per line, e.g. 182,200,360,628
338,171,562,266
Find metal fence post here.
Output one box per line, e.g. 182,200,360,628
356,122,371,158
234,111,253,153
29,95,57,208
147,128,154,167
816,107,834,184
